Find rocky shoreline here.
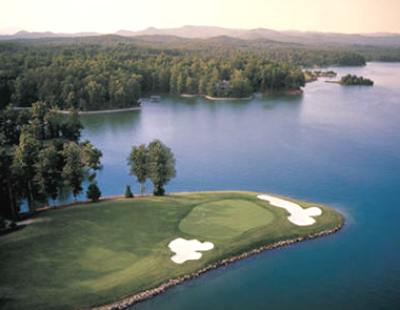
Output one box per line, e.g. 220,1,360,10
92,220,344,310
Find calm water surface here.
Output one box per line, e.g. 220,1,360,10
80,63,400,309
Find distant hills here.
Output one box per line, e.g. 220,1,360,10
2,25,400,46
0,30,100,40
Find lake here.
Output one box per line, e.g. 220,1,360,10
80,62,400,309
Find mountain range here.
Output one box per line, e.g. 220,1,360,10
2,25,400,46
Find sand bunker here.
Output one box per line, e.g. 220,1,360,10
169,238,214,264
257,194,322,226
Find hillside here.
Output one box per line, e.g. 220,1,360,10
2,25,400,47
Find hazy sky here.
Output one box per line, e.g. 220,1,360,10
1,0,400,34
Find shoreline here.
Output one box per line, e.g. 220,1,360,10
56,106,141,115
263,88,303,96
12,106,142,115
180,93,199,98
204,95,253,101
92,217,344,310
11,89,304,115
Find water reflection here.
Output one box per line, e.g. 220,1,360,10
81,110,142,135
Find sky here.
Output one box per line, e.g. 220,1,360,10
1,0,400,34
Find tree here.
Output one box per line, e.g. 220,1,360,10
176,73,186,94
31,101,49,140
61,109,82,141
86,182,101,202
62,142,83,198
147,139,176,196
85,80,106,108
12,127,41,210
0,145,18,219
229,70,253,98
12,73,38,107
128,144,148,195
185,77,197,94
80,140,102,182
206,69,220,97
34,143,60,203
124,185,134,198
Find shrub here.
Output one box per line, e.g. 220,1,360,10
86,182,101,202
124,185,134,198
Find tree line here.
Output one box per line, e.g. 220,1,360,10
0,42,317,110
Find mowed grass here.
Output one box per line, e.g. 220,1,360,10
0,191,343,310
179,199,274,239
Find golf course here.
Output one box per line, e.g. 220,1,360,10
0,191,344,310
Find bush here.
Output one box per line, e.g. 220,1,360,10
86,182,101,202
0,217,5,230
0,218,17,232
9,221,17,230
124,185,134,198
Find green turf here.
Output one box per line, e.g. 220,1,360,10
0,191,343,310
179,199,274,239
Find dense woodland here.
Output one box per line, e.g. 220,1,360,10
0,102,102,220
0,35,380,110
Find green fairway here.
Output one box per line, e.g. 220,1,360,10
0,191,343,310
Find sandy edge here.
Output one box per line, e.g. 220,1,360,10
180,93,199,98
179,94,254,100
92,220,344,310
204,95,253,101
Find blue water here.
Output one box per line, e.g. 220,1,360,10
80,63,400,309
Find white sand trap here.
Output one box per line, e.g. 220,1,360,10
168,238,214,264
257,194,322,226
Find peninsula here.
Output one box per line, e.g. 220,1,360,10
0,191,344,310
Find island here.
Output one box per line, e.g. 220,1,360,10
339,74,374,86
325,74,374,86
0,191,344,309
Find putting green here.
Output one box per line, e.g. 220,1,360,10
179,199,274,239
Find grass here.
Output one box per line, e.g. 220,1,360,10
179,199,274,239
0,191,343,310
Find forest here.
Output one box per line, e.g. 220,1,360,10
0,35,375,110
